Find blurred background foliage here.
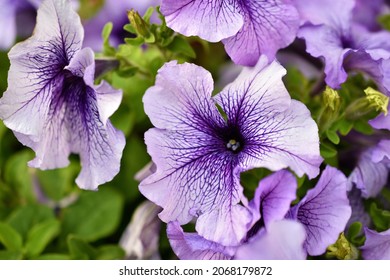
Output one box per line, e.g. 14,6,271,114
0,1,390,260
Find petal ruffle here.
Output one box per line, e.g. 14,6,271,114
249,170,297,229
234,220,307,260
361,227,390,260
216,57,322,178
161,0,243,42
222,0,299,65
167,221,235,260
348,147,388,199
288,166,351,256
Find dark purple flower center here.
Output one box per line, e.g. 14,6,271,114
221,125,244,154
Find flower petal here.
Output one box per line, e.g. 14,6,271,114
348,147,388,199
249,170,297,229
298,24,351,88
234,219,307,260
0,0,18,49
288,166,352,256
119,201,162,260
361,227,390,260
167,221,235,260
161,0,244,42
222,0,299,65
215,57,322,178
0,0,83,136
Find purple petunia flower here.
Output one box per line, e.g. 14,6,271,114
361,227,390,260
293,0,390,90
0,0,125,190
140,57,322,246
286,166,351,256
160,0,300,66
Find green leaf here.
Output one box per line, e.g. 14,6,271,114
354,120,374,135
67,236,97,260
102,22,116,56
167,36,196,59
4,151,36,203
96,245,125,260
36,163,77,201
337,119,353,136
378,14,390,31
369,202,390,231
25,219,61,258
61,188,124,242
0,250,23,260
320,142,337,158
346,222,365,246
326,130,340,145
7,204,54,240
0,222,23,251
36,254,70,260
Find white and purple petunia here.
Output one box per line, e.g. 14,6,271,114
160,0,300,66
361,227,390,260
293,0,390,90
0,0,125,190
140,56,322,246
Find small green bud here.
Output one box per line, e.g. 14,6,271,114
364,87,389,115
327,233,359,260
323,86,340,111
127,10,152,39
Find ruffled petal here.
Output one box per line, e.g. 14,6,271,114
348,147,388,199
288,166,352,256
293,0,354,30
222,0,299,65
249,170,297,229
167,221,235,260
234,220,307,260
161,0,243,42
361,227,390,260
215,57,322,178
298,24,352,88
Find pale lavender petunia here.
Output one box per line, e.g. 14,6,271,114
140,56,322,246
0,0,125,190
294,0,390,89
286,166,352,256
160,0,299,66
353,0,386,31
361,227,390,260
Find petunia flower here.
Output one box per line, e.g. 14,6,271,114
0,0,125,190
361,227,390,260
293,0,390,90
160,0,300,66
140,56,322,246
286,166,351,256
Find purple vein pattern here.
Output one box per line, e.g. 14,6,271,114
140,56,322,246
160,0,299,66
287,166,351,256
0,0,125,190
